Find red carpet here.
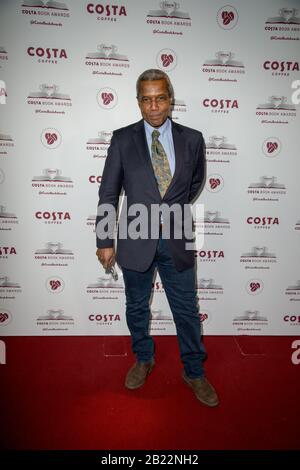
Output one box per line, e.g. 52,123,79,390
1,336,300,450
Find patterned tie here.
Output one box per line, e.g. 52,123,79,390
151,130,172,197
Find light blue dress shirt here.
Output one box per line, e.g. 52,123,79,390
144,118,176,176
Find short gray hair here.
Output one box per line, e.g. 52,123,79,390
136,69,174,100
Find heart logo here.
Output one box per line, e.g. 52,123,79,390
199,313,208,322
45,133,58,145
0,312,9,323
209,178,220,190
250,282,260,292
50,280,61,291
266,142,278,153
101,92,114,105
222,11,234,25
161,54,173,67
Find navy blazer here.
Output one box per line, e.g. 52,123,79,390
96,118,206,272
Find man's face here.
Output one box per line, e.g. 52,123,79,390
138,79,172,128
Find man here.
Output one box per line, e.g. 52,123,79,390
96,69,219,407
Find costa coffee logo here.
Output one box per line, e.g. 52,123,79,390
97,87,118,109
88,313,121,323
27,47,67,64
246,279,264,295
199,310,211,325
216,5,238,30
247,216,279,229
205,174,224,193
0,309,12,327
0,246,17,257
195,250,224,261
203,98,238,113
283,314,300,325
46,276,65,294
35,211,71,224
263,60,299,76
89,175,102,184
40,128,62,149
156,48,177,71
262,137,281,157
86,3,127,21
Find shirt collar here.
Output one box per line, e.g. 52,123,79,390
144,117,171,139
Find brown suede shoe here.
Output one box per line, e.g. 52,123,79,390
183,372,219,407
125,359,155,390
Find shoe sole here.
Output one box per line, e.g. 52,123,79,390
125,362,154,390
182,373,219,407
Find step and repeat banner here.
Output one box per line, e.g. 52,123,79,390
0,0,300,336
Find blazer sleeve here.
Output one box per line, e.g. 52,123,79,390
95,133,124,248
188,132,206,203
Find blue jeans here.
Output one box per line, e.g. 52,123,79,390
122,236,206,378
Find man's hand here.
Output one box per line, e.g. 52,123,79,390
96,247,115,270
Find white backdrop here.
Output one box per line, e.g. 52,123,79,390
0,0,300,336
